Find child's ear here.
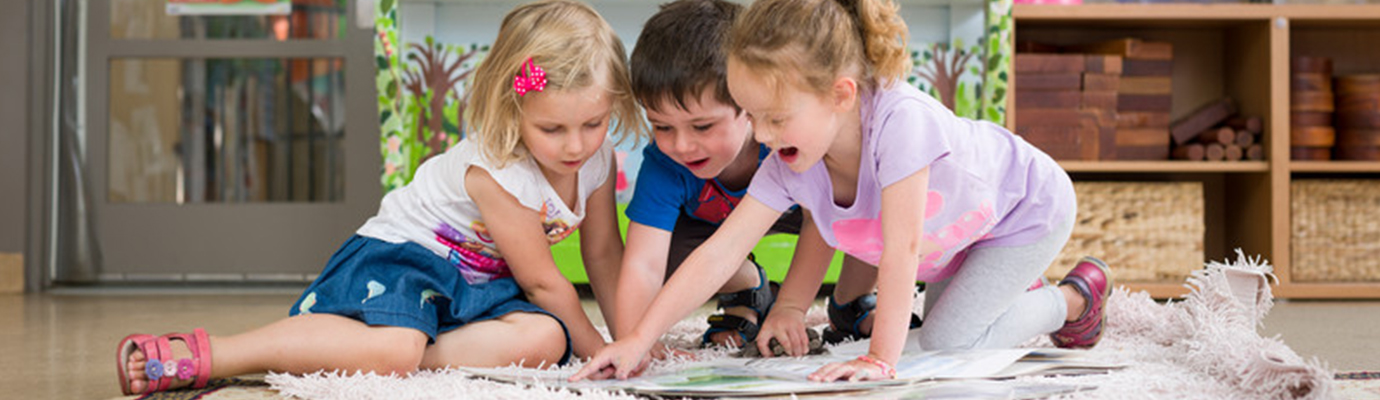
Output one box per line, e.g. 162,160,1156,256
830,76,858,112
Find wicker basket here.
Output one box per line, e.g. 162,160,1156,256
1047,182,1205,282
1291,180,1380,282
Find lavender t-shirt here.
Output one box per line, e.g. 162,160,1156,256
748,84,1075,282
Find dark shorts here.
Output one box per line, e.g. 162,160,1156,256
289,235,572,366
665,208,803,278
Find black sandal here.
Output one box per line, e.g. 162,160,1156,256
821,293,924,345
701,260,775,347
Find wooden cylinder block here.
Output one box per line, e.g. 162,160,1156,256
1173,143,1206,161
1292,126,1336,147
1335,74,1380,96
1206,143,1226,161
1235,130,1256,147
1246,144,1265,161
1292,111,1333,127
1336,94,1380,113
1341,111,1380,130
1199,127,1235,145
1225,144,1244,161
1336,111,1380,129
1335,146,1380,161
1291,91,1335,112
1226,116,1264,134
1292,73,1333,92
1291,147,1332,161
1292,56,1333,74
1337,129,1380,147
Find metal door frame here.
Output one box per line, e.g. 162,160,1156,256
39,0,382,287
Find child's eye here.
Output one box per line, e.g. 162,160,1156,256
653,125,673,132
585,120,605,129
771,118,785,126
692,123,713,131
540,126,561,133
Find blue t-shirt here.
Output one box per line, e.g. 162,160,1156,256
625,143,771,231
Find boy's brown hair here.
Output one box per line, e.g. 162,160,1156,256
630,0,742,113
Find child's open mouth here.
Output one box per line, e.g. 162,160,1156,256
778,147,799,162
684,158,709,170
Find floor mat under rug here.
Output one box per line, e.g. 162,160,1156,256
1334,371,1380,399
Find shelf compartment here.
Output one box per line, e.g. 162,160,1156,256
1290,179,1380,284
1044,180,1205,285
1289,20,1380,161
1015,17,1275,164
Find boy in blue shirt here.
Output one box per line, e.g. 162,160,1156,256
615,0,906,352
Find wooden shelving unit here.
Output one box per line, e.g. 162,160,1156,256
1015,4,1380,299
1059,161,1269,173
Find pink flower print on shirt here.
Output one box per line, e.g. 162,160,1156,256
915,203,996,281
830,191,997,282
832,218,886,265
925,190,944,219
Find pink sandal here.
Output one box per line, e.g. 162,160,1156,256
116,328,213,395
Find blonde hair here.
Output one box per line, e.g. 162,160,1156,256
465,0,647,167
725,0,909,97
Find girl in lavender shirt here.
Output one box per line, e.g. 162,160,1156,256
574,0,1113,383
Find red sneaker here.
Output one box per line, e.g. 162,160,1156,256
1051,257,1113,349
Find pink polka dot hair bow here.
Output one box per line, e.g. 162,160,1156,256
513,57,547,96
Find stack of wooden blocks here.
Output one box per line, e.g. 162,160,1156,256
1069,38,1175,160
1013,53,1122,160
1335,74,1380,160
1291,56,1335,160
1168,98,1265,161
1013,38,1174,160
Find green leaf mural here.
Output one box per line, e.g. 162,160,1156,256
905,0,1011,125
981,0,1013,126
374,0,486,192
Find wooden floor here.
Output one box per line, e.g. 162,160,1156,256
2,289,1376,399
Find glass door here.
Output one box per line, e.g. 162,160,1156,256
55,0,380,284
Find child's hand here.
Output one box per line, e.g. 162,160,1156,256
808,357,894,382
754,305,809,357
569,338,653,381
649,341,694,361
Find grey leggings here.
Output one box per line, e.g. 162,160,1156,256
916,211,1076,350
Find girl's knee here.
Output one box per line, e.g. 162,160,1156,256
917,330,982,351
361,330,428,375
509,313,567,366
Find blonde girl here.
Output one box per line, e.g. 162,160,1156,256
116,0,646,395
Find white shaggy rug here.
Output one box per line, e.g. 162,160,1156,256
266,252,1334,400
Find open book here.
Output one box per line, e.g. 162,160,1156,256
463,342,1122,397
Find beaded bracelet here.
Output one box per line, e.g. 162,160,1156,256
856,355,897,379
